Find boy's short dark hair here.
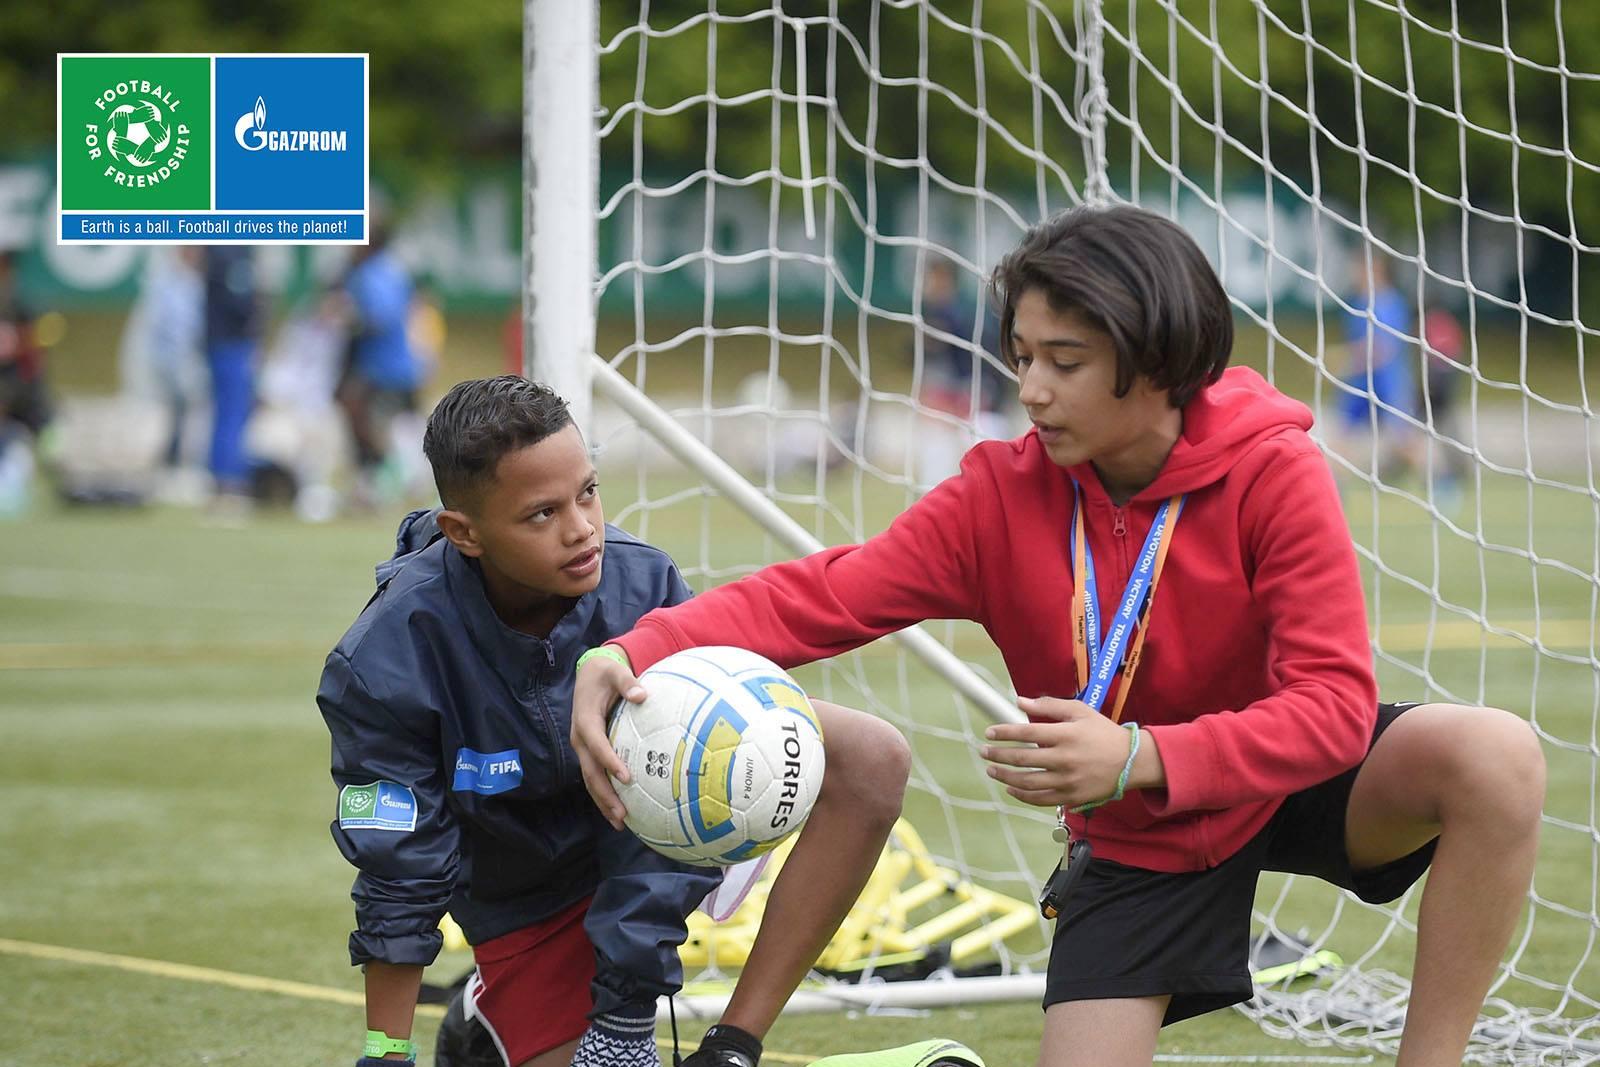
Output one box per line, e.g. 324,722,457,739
423,376,574,509
989,204,1233,408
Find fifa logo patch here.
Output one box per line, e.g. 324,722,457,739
451,747,524,796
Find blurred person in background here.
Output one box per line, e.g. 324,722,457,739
399,278,446,494
1422,303,1468,507
0,249,50,516
408,278,445,381
1331,252,1423,482
248,285,351,523
913,258,1012,489
501,301,524,376
0,249,52,437
337,222,426,507
120,246,209,503
205,245,263,513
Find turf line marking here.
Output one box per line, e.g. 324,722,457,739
0,937,815,1063
1154,1058,1373,1064
0,936,440,1017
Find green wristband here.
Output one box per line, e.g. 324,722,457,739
577,645,631,673
1070,722,1141,814
1111,722,1141,803
362,1029,417,1060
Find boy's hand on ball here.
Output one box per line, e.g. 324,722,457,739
571,651,647,829
980,696,1130,808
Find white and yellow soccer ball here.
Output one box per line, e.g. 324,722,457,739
607,646,825,867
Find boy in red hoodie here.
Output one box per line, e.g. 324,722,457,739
570,205,1545,1067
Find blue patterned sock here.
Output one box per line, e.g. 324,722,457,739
569,1010,660,1067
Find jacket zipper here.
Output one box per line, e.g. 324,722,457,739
532,640,565,783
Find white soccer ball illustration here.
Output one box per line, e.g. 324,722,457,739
106,100,172,167
607,646,825,867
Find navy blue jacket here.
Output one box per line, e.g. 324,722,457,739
318,510,721,1009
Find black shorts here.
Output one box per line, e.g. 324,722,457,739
1043,701,1439,1026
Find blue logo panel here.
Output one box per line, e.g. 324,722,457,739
453,747,524,795
214,55,365,210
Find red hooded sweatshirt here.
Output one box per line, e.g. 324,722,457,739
612,367,1377,872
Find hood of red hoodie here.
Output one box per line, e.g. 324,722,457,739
1065,365,1312,503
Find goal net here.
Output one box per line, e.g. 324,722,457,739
527,1,1600,1061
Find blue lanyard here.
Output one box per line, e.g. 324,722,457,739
1070,484,1185,717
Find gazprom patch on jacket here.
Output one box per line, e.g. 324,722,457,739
452,748,524,796
339,781,417,832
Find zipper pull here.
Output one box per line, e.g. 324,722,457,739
541,641,556,668
1112,508,1127,537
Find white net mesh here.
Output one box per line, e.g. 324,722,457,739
573,1,1600,1061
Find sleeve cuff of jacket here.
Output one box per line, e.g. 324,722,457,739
348,928,444,968
1142,720,1222,816
612,623,686,674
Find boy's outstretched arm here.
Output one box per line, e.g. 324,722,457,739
573,460,991,824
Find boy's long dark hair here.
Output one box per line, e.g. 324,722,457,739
423,376,573,509
989,204,1233,408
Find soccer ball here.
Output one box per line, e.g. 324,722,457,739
607,646,825,867
106,100,172,168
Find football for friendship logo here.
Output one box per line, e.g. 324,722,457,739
88,82,192,184
60,56,211,211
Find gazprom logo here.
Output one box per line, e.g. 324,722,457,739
234,96,347,152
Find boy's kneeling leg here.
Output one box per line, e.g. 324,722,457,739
436,980,507,1067
465,899,597,1067
718,702,912,1037
1038,997,1165,1067
582,818,727,1067
1344,702,1545,1067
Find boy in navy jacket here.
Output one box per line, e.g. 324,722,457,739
320,376,911,1067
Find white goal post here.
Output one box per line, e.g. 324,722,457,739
526,2,1600,1062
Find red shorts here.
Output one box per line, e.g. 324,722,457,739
466,896,596,1064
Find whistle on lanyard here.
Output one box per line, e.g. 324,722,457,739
1039,834,1093,920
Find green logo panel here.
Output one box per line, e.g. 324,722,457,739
60,56,211,211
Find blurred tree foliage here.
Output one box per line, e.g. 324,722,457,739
0,0,523,186
595,0,1599,252
5,0,1594,245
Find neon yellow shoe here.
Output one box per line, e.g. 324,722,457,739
807,1039,985,1067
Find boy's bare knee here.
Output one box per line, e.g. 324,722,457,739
850,716,911,821
815,704,910,821
1481,708,1545,825
1438,706,1545,829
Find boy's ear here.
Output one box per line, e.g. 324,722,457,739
436,508,484,558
